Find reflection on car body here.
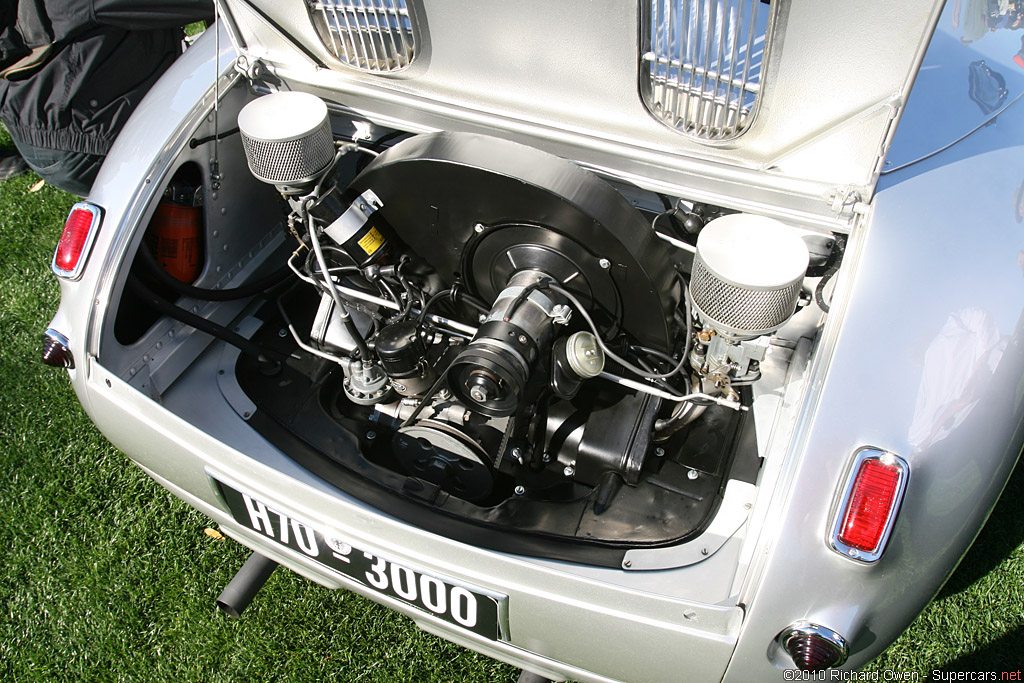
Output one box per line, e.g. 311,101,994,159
42,0,1024,680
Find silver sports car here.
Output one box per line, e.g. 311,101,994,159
42,0,1024,680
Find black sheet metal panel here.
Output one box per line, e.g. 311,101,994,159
232,311,750,567
349,131,680,351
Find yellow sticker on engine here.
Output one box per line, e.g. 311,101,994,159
358,227,385,255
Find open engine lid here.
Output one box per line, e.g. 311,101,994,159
216,0,944,231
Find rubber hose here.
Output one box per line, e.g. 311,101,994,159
128,273,286,364
138,241,291,302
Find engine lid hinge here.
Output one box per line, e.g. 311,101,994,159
828,186,870,222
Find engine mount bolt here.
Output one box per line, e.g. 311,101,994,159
514,485,526,496
598,258,611,269
687,468,699,480
563,465,575,477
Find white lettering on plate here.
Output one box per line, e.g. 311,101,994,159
242,494,274,536
364,553,388,590
391,564,417,601
291,519,319,557
451,587,478,628
419,575,446,614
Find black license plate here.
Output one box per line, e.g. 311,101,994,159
216,480,505,640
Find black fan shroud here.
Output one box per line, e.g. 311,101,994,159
349,131,679,351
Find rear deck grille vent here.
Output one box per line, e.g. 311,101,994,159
641,0,774,140
307,0,417,73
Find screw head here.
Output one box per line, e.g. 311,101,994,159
654,447,665,458
366,430,377,441
514,485,526,496
278,328,288,338
511,447,524,464
563,465,575,477
687,468,699,480
598,258,611,269
473,223,485,233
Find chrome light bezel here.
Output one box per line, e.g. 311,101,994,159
51,202,103,281
828,447,910,564
776,621,849,671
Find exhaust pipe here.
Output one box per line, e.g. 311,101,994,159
216,552,278,618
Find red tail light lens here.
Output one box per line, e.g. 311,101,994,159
52,203,102,280
829,449,909,563
777,622,849,671
41,329,74,369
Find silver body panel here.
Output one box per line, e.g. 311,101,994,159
48,0,1024,679
223,0,942,230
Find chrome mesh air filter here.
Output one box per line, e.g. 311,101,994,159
689,214,809,339
237,92,335,187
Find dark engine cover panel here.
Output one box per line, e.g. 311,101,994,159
350,132,679,351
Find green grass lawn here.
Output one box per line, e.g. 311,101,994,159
0,123,1021,681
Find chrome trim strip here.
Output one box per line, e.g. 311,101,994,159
828,447,910,564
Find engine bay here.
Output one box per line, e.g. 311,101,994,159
112,90,836,567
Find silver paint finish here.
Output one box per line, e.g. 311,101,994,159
82,356,745,683
49,3,1024,681
724,76,1024,680
222,0,945,229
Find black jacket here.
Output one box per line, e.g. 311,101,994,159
1,1,213,158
